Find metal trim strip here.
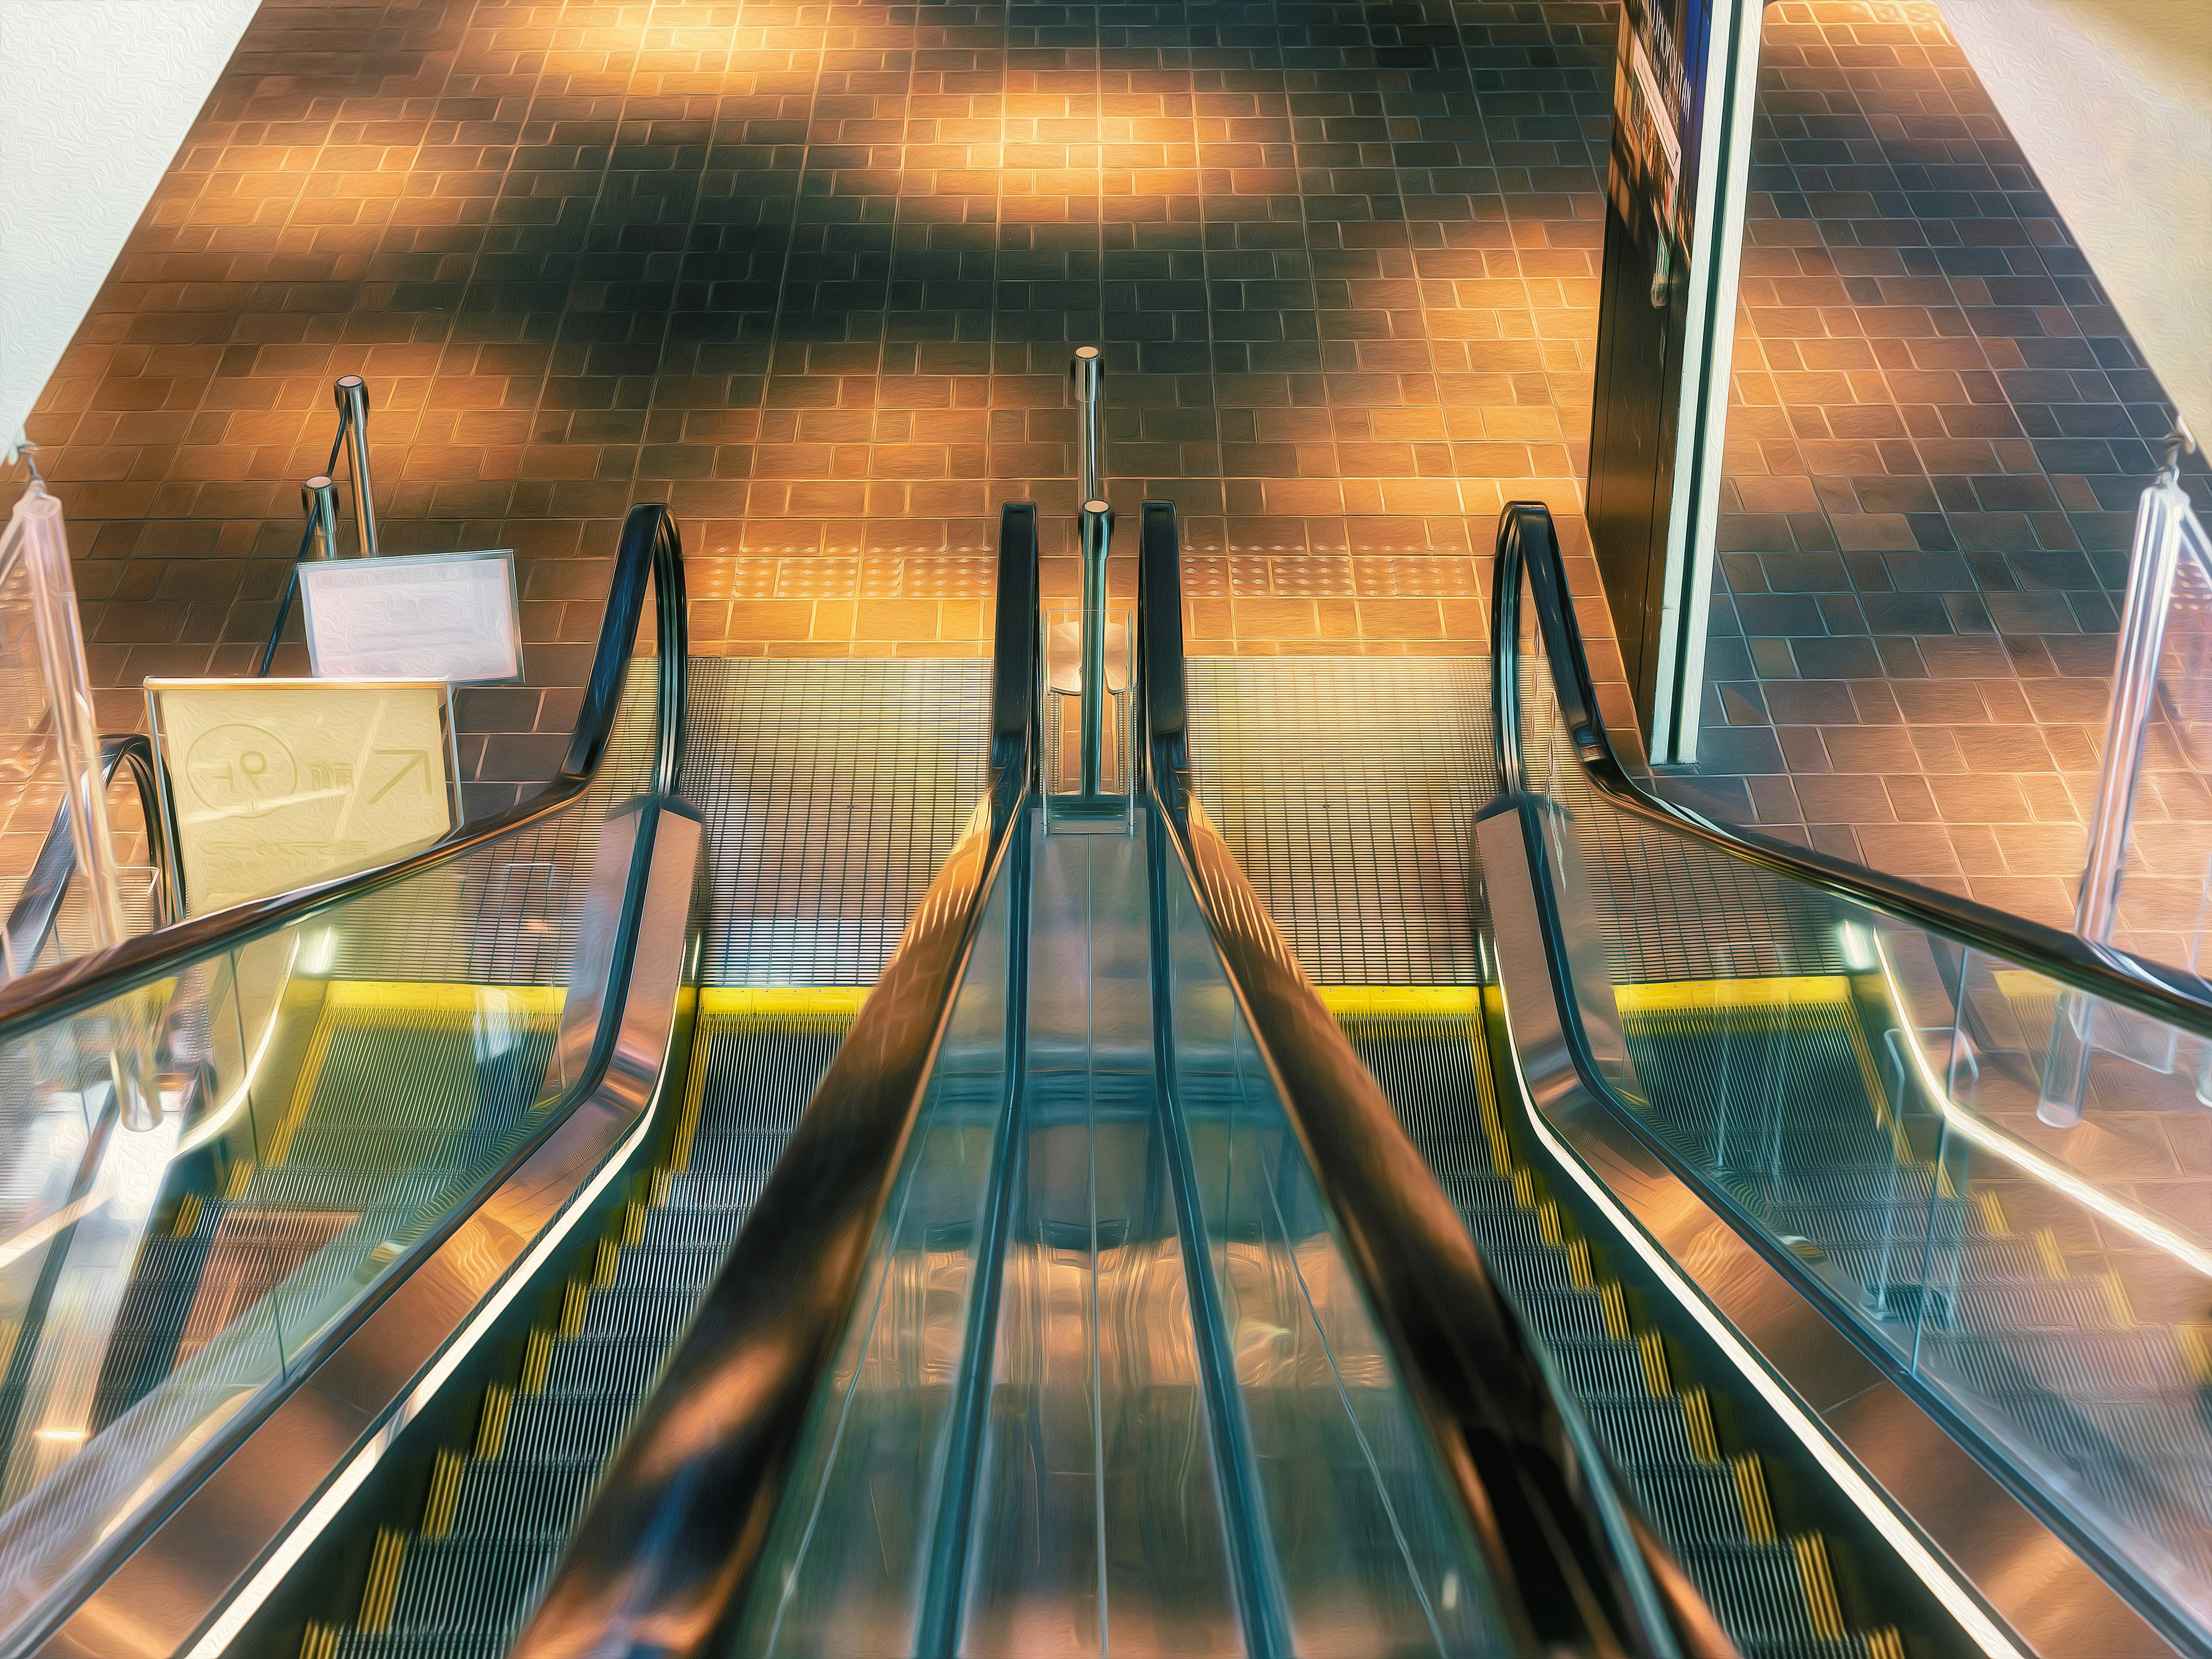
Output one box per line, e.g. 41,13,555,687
18,801,705,1659
1478,791,2186,1659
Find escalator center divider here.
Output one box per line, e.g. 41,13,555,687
506,500,1043,1659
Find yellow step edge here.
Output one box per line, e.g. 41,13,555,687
1314,985,1479,1018
698,986,872,1019
1793,1533,1848,1642
1315,976,1863,1018
421,1448,463,1540
321,981,566,1018
1614,975,1853,1014
358,1528,406,1633
1732,1452,1777,1545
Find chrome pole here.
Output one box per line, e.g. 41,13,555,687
334,375,378,557
1072,345,1104,510
1079,499,1111,798
302,475,339,559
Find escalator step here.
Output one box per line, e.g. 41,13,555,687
496,1389,648,1461
1581,1397,1706,1468
389,1537,562,1628
448,1457,605,1539
1544,1337,1650,1402
304,1010,851,1652
1632,1464,1763,1547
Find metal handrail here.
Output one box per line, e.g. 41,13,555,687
0,500,688,1047
1492,499,2212,1041
1139,499,1730,1659
509,506,1039,1659
3,735,173,976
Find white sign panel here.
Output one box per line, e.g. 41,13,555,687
298,548,524,685
146,679,459,914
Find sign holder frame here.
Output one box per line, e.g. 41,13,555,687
145,677,463,917
296,547,526,687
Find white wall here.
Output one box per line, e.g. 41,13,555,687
1938,0,2212,451
0,0,262,452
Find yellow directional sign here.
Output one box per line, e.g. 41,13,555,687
145,679,459,914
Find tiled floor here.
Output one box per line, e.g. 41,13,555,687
8,0,1616,816
7,0,2209,944
1661,1,2212,937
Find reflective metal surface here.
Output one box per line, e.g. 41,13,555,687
333,377,378,559
1071,346,1104,510
1140,501,1717,1659
1153,824,1506,1658
734,831,1021,1659
1498,498,2212,1655
18,800,706,1659
1478,796,2174,1659
728,808,1515,1659
957,821,1243,1658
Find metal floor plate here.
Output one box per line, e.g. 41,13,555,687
683,658,993,986
329,665,664,988
1185,657,1494,986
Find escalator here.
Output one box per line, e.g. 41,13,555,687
0,457,2209,1659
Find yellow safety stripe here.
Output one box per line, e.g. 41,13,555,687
1313,985,1479,1018
1613,975,1852,1014
1993,968,2056,1001
321,980,566,1018
697,986,872,1019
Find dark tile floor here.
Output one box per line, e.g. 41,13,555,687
6,0,2208,945
7,0,1616,819
1658,1,2212,935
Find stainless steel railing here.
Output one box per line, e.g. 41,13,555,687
1071,347,1112,805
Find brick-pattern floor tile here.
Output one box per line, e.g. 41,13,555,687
10,0,1616,815
1661,0,2211,942
11,0,2209,959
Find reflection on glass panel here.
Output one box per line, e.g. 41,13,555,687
1161,847,1505,1658
0,665,664,1641
1509,560,2212,1632
734,840,1014,1658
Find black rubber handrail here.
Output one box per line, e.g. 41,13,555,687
1494,499,2212,1039
0,501,687,1046
509,497,1039,1659
3,736,173,977
1139,500,1731,1659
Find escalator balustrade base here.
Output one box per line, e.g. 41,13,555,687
294,991,854,1658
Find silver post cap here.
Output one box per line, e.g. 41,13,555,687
1070,347,1104,402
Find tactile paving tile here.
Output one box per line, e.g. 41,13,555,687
1185,657,1495,985
682,658,993,985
